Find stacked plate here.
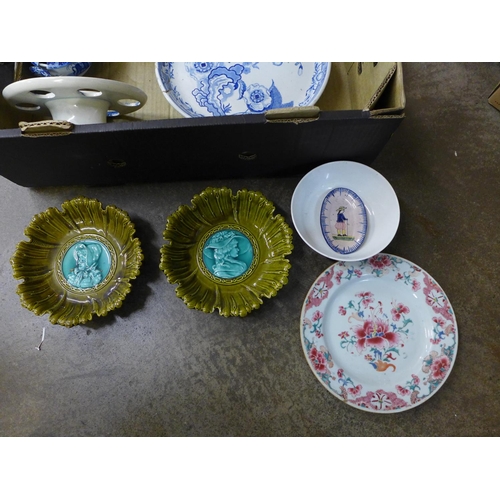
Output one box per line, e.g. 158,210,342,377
291,161,458,413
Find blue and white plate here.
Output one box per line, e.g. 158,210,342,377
155,62,331,118
30,62,91,77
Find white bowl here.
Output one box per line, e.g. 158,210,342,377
291,161,400,261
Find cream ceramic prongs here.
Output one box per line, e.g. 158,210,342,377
2,76,147,124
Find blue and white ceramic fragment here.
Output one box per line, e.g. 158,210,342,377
155,62,331,117
30,62,91,77
320,187,368,254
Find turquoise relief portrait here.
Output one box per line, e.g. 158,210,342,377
202,230,254,279
61,240,112,288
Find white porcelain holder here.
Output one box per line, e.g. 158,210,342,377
2,76,147,125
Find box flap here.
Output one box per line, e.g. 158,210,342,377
488,81,500,111
265,106,320,123
316,62,401,115
370,62,406,116
346,62,397,111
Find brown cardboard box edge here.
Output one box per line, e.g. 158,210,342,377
0,62,404,129
488,82,500,111
0,63,406,187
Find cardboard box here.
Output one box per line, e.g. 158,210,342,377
0,62,405,188
488,82,500,111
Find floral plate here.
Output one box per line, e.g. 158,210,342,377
160,187,293,317
10,197,143,327
155,62,331,117
301,254,458,413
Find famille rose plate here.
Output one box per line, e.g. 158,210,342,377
155,62,331,118
300,254,458,413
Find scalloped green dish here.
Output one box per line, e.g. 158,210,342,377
10,197,144,327
160,187,293,317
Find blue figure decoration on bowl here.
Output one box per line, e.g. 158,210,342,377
320,187,368,255
156,62,331,118
335,206,349,236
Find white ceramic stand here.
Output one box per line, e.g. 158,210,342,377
2,76,147,125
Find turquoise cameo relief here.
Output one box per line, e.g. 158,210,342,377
59,236,115,291
320,187,368,254
200,225,257,282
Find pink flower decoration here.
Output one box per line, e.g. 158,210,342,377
338,306,347,316
353,319,400,353
337,368,344,378
412,280,421,292
312,310,323,322
433,316,445,327
426,289,445,308
430,355,450,379
334,270,343,285
338,331,348,339
411,374,420,384
348,385,362,396
391,302,410,321
395,273,403,281
356,291,374,308
396,385,410,396
369,254,392,269
309,347,328,374
306,278,332,310
423,274,453,321
362,298,374,308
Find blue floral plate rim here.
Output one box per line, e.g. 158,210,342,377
155,62,331,118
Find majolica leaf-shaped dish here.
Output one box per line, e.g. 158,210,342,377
160,187,293,317
10,197,143,327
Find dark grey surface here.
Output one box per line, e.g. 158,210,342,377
1,62,499,436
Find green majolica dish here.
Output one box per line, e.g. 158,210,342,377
160,187,293,317
10,197,143,327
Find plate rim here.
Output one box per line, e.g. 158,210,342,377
155,62,331,118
